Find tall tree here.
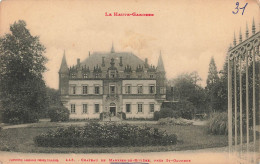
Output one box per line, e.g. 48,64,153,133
0,20,48,124
171,73,206,114
206,57,220,112
206,57,219,88
190,71,202,86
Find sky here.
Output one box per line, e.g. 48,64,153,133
0,0,259,89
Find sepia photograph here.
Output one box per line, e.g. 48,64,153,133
0,0,259,163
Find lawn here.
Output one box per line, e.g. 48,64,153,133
0,121,230,153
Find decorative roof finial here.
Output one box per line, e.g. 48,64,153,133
252,17,256,34
229,43,232,50
111,42,115,53
246,22,249,39
110,58,115,66
239,28,242,43
233,32,236,46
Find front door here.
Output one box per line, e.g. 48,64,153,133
110,107,116,116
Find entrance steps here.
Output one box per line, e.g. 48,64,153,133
102,116,122,122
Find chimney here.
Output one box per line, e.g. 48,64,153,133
77,58,80,67
119,56,123,66
102,57,105,67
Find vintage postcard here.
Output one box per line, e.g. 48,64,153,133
0,0,259,163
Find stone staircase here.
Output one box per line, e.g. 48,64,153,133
102,116,122,122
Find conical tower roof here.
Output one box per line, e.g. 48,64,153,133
157,51,165,72
59,51,69,73
111,42,115,53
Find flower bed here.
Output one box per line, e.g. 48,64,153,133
34,122,178,147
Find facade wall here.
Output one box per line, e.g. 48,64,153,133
69,80,103,95
65,98,103,119
122,99,159,119
122,80,156,94
59,52,166,120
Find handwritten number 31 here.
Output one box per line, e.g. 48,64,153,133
233,2,248,15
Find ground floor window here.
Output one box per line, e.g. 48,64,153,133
137,103,143,113
71,104,76,113
149,103,155,112
95,104,100,113
126,104,131,113
83,104,88,113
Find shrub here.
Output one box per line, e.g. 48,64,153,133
159,108,174,119
99,113,104,120
23,112,39,123
154,108,179,120
206,112,228,135
34,122,178,147
206,112,246,135
3,102,40,124
48,105,69,122
154,111,160,121
158,117,193,126
155,100,195,121
172,110,182,119
120,112,126,120
176,100,196,120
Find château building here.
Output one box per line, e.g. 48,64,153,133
59,45,166,120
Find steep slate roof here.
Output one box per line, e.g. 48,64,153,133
80,51,145,71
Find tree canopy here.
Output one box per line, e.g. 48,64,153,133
170,72,206,114
0,20,48,124
206,57,220,112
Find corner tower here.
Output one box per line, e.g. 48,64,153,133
59,51,69,96
156,51,166,101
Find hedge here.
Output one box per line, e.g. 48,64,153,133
34,122,178,147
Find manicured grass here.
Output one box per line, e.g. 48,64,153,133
0,121,229,153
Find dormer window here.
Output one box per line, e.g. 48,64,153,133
83,74,88,79
150,74,154,78
111,73,115,78
110,70,116,78
95,74,99,78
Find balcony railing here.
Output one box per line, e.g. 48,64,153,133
106,94,119,101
